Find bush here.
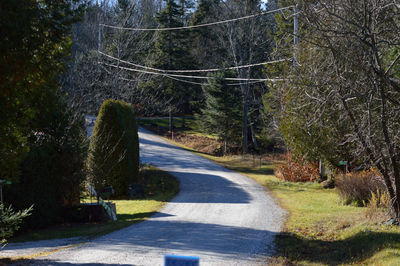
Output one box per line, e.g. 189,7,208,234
335,169,386,206
275,153,319,182
88,100,139,197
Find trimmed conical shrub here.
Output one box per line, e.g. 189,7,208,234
88,100,139,197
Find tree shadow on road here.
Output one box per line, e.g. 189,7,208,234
118,212,174,221
88,220,278,259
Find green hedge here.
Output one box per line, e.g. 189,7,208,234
88,100,139,197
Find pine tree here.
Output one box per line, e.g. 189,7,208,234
1,0,87,228
189,0,225,69
0,204,32,245
199,71,242,154
146,0,200,120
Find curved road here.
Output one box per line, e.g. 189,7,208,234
29,127,285,265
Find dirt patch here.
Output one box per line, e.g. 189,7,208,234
140,124,224,156
172,132,224,155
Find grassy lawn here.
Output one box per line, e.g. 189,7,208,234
155,129,400,265
11,166,179,243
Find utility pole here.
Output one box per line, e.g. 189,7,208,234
293,5,298,69
98,24,102,71
97,0,106,72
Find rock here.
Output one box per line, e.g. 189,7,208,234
384,218,400,226
321,178,335,189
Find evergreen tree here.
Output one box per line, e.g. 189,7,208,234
189,0,225,69
144,0,200,119
211,0,271,153
199,71,242,154
1,0,87,228
0,204,32,245
0,0,85,182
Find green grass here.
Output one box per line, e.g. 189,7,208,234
158,136,400,265
11,166,179,243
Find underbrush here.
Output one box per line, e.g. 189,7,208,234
365,190,391,221
275,153,319,182
335,169,387,206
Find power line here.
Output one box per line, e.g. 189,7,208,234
102,62,284,82
163,74,273,87
100,6,294,32
100,51,289,74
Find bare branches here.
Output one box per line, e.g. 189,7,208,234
279,0,400,218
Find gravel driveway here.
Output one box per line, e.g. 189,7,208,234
3,127,285,265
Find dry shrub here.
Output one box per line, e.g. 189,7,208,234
365,190,391,221
275,153,319,182
335,169,386,206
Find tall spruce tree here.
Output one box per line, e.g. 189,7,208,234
189,0,224,69
145,0,200,125
199,71,242,154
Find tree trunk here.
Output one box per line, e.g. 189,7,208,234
379,86,400,219
250,122,258,151
341,96,397,215
224,140,227,155
242,97,248,153
169,109,174,133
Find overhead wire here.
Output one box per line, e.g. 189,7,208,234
100,51,290,74
100,6,294,32
162,74,276,87
102,62,285,82
99,5,293,86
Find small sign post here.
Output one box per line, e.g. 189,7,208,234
339,161,348,173
88,185,117,221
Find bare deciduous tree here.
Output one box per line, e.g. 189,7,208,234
277,0,400,218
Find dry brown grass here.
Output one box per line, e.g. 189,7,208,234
336,169,386,206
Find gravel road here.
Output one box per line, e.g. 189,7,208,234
4,127,285,265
